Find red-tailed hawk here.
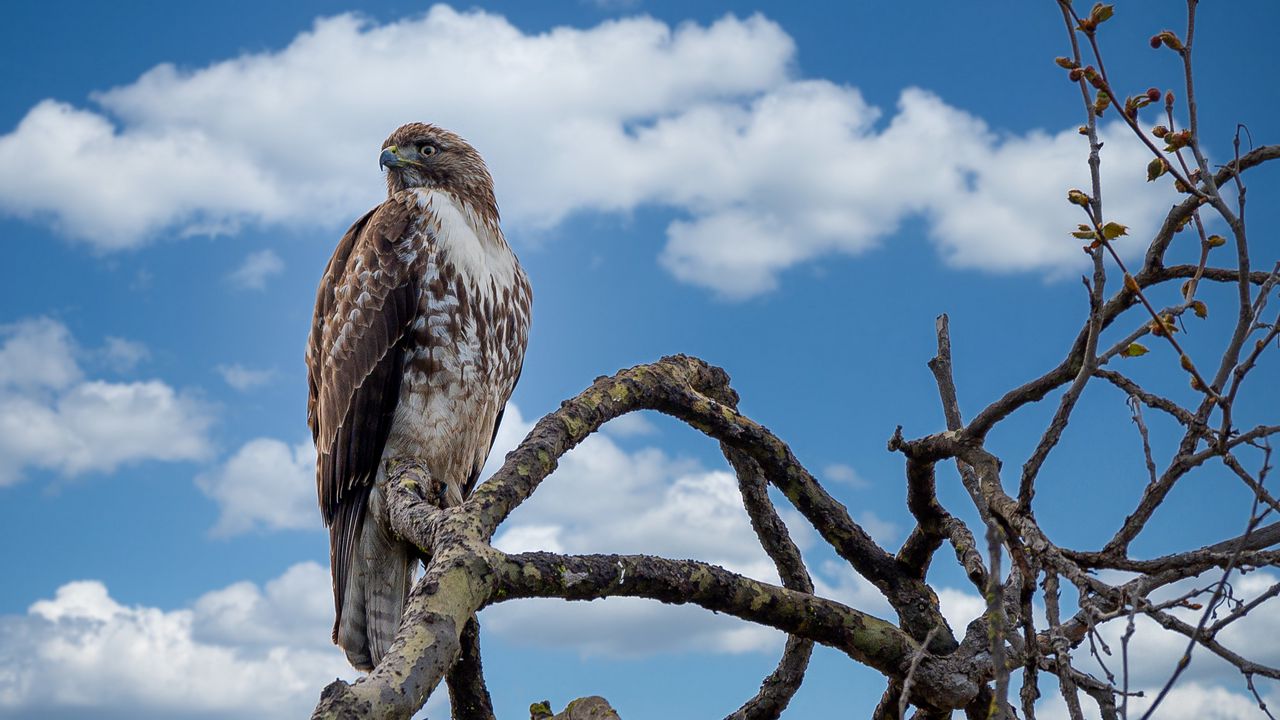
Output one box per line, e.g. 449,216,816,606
306,123,531,670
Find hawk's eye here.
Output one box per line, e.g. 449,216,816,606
419,144,437,157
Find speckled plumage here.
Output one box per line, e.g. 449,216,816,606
306,124,531,671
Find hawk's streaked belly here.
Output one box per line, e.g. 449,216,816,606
383,189,530,504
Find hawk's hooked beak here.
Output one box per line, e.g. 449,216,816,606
379,146,406,170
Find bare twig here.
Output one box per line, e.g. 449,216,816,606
1045,571,1087,720
900,626,942,720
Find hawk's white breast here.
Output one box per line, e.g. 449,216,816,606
382,188,530,502
411,189,517,289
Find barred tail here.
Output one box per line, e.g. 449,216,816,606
335,485,416,671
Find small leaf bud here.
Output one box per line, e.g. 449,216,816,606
1122,342,1149,358
1147,157,1169,182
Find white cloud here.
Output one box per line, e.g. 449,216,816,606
654,87,1168,297
926,120,1165,275
216,363,275,391
1209,571,1280,671
601,411,658,438
0,6,1176,298
481,595,783,658
810,560,893,621
855,510,900,547
491,429,772,577
822,462,869,488
0,8,788,250
484,403,786,655
196,438,316,535
936,586,987,634
1037,682,1276,720
0,564,355,719
492,524,565,554
1127,683,1267,720
480,403,948,657
189,563,334,650
100,337,149,372
816,569,984,643
1073,571,1280,689
0,318,213,485
922,572,1280,714
1029,571,1280,719
228,249,284,290
0,317,80,390
479,401,538,481
0,100,285,248
480,405,1278,684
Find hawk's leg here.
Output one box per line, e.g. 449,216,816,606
385,456,451,509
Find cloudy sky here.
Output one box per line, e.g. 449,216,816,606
1,1,1278,718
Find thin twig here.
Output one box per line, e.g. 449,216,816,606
900,626,943,720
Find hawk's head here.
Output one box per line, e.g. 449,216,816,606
380,123,498,222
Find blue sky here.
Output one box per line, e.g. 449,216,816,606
0,1,1277,718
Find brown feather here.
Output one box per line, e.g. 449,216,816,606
305,197,418,636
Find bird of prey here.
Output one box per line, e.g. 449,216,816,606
306,123,531,671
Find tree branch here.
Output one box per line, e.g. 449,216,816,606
721,447,814,720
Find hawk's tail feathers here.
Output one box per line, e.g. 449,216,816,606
335,485,415,672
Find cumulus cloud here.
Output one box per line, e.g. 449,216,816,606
654,88,1169,297
198,398,519,539
600,411,658,438
489,420,771,575
0,6,1177,298
99,337,150,372
1026,571,1280,718
478,401,538,481
228,249,284,290
477,403,989,657
0,317,80,390
930,570,1280,713
0,317,213,485
1,564,1267,719
215,363,275,391
0,8,788,249
0,564,355,719
936,587,987,634
823,462,870,488
934,572,1280,716
1037,682,1276,720
809,560,894,620
854,510,900,547
1074,571,1280,689
481,401,1279,683
482,404,780,654
196,438,315,535
0,100,285,248
189,563,334,649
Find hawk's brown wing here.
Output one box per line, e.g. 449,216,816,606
306,198,417,636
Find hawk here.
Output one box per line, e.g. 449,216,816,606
306,123,531,671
